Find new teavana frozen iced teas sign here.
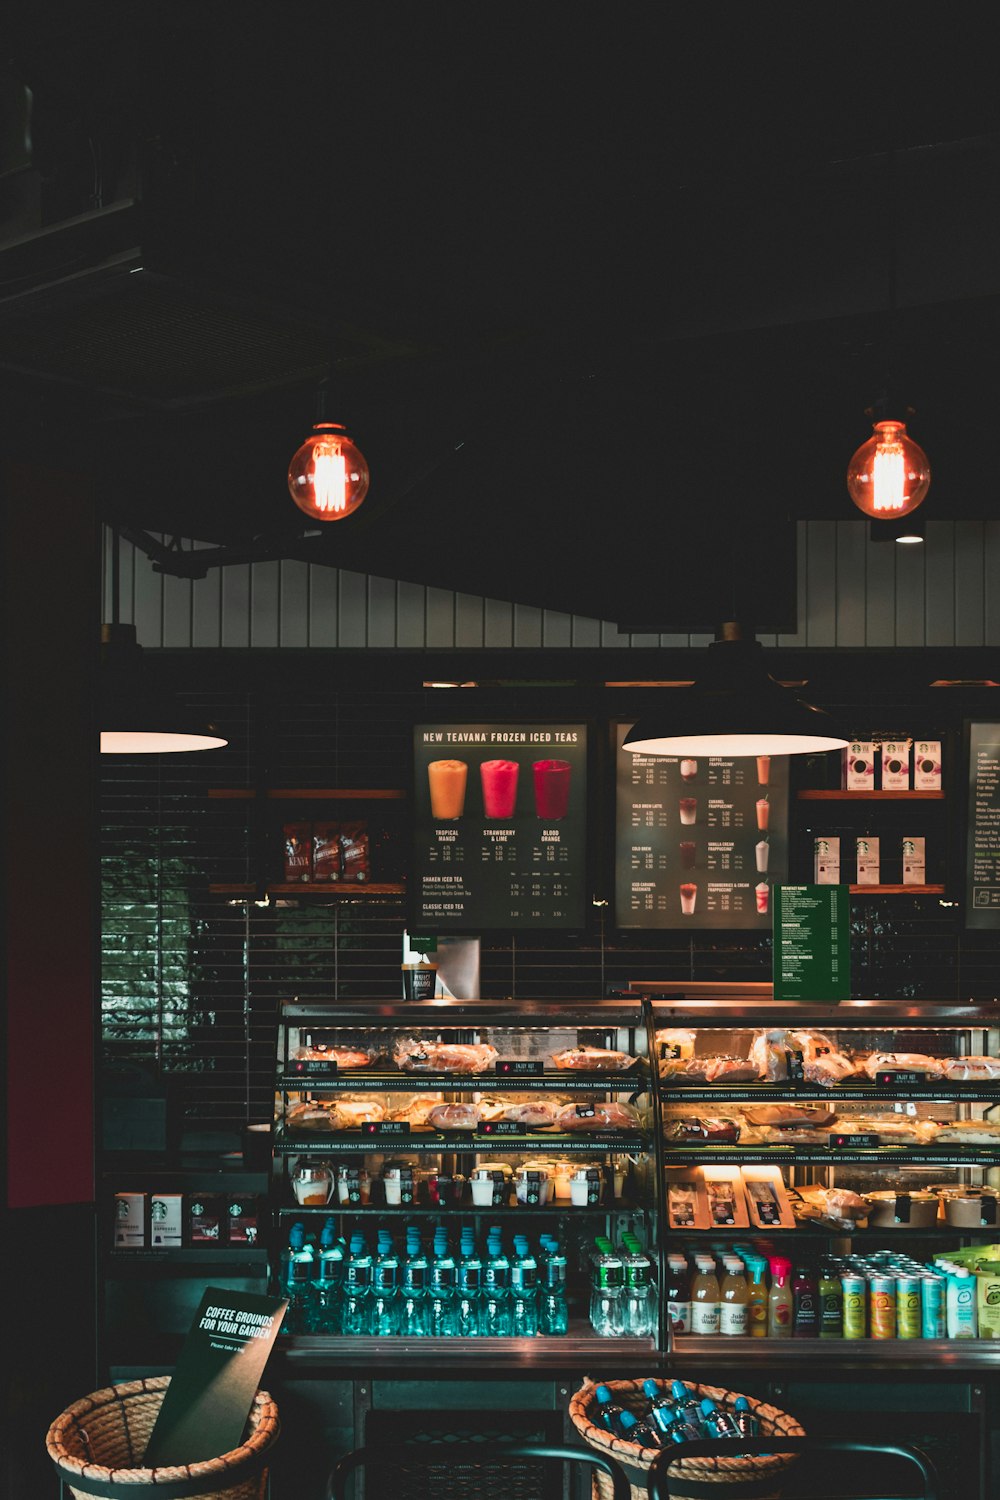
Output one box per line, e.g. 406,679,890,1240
614,723,788,929
413,724,587,930
966,723,1000,928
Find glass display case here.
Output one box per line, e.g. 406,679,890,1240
270,999,659,1366
652,998,1000,1368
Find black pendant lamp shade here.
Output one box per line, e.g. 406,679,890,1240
100,624,227,754
622,623,848,757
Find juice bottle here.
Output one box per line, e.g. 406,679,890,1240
747,1256,769,1337
767,1256,793,1338
720,1256,750,1336
690,1255,721,1336
666,1255,691,1336
792,1263,819,1338
818,1263,843,1339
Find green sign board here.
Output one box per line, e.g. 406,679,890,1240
773,884,851,1001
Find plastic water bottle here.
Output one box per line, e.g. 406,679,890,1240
481,1230,512,1337
373,1231,401,1336
312,1217,344,1333
590,1238,624,1336
400,1229,430,1337
539,1235,568,1336
594,1384,631,1438
618,1410,663,1448
670,1380,703,1426
699,1398,741,1438
622,1237,656,1337
456,1228,483,1337
429,1229,458,1336
642,1379,675,1440
732,1396,759,1438
284,1222,316,1334
342,1233,373,1336
510,1234,538,1337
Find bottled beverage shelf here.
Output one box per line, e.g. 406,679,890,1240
669,1334,1000,1370
276,1131,650,1155
278,1067,648,1094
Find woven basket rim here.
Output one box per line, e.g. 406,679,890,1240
46,1376,279,1484
569,1377,804,1479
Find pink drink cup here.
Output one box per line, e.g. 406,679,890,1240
481,759,519,818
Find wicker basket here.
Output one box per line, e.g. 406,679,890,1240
569,1378,804,1500
46,1376,279,1500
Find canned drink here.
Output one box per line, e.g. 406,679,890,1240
870,1274,897,1339
921,1274,946,1340
896,1275,922,1339
842,1275,867,1339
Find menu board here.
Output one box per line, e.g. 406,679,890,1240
773,884,851,1001
966,722,1000,928
615,724,788,929
413,723,587,930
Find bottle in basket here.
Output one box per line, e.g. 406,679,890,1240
594,1384,631,1438
619,1410,664,1449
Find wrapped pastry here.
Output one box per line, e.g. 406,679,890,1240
334,1098,385,1127
293,1044,370,1069
554,1099,641,1132
804,1051,860,1087
655,1028,696,1065
931,1118,1000,1144
477,1097,506,1121
388,1095,442,1127
862,1052,944,1079
285,1100,335,1130
663,1115,741,1145
393,1036,499,1074
789,1029,840,1062
796,1186,869,1227
501,1100,557,1127
742,1104,838,1129
941,1056,1000,1082
748,1029,790,1082
671,1055,760,1085
551,1046,634,1071
834,1114,938,1144
427,1101,480,1130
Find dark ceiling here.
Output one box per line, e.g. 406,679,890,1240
3,6,1000,631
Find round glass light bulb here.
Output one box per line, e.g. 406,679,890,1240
846,419,930,519
287,422,370,521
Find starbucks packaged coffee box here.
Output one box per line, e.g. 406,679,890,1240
842,742,876,790
855,837,880,884
902,837,926,885
814,837,841,884
881,741,911,790
914,740,942,790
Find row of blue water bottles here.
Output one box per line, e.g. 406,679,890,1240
282,1219,569,1337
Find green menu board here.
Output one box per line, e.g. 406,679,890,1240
773,884,851,1001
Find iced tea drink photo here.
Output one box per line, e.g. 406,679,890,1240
428,759,468,819
532,759,571,819
480,759,519,818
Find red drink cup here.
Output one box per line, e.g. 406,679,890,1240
680,840,696,870
755,882,769,914
532,758,571,819
756,798,769,831
679,797,697,825
680,882,697,915
480,759,519,818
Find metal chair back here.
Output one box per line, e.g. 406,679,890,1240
645,1434,940,1500
329,1438,632,1500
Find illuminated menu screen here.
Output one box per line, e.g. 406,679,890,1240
966,723,1000,928
614,723,788,929
414,724,587,930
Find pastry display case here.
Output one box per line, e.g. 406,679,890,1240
652,997,1000,1368
270,998,659,1367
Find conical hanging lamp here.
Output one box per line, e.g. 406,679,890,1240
100,531,227,754
622,623,847,758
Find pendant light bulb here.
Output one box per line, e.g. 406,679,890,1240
288,421,370,521
847,419,930,519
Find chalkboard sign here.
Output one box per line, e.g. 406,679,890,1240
413,723,587,930
773,885,851,1001
615,724,788,929
966,723,1000,928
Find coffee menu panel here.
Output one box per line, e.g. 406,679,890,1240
966,722,1000,928
414,723,587,930
614,723,789,929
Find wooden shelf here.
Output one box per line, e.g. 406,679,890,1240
796,789,945,800
210,882,405,897
208,788,405,800
849,883,945,895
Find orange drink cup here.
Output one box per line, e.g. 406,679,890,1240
756,755,770,786
428,759,468,819
756,798,769,831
